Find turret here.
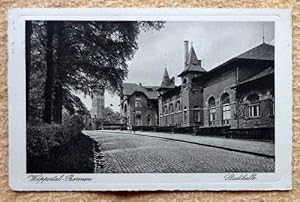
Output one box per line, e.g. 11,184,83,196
157,68,175,93
178,41,206,84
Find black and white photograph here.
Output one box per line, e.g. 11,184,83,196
8,8,292,191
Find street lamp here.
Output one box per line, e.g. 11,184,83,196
132,110,135,133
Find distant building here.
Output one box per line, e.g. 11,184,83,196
120,83,159,127
91,88,105,120
120,41,274,136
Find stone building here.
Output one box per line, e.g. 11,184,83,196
121,41,274,136
120,83,159,127
157,41,206,127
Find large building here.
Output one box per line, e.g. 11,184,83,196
120,41,274,135
120,83,159,127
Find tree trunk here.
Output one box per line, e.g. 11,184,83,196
53,83,63,124
43,21,55,124
25,21,32,122
52,22,65,124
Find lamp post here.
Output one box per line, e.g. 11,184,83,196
132,110,136,133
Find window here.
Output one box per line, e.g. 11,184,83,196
164,105,168,115
194,105,200,122
123,104,127,115
135,98,142,108
183,106,188,122
147,115,151,126
247,94,260,118
221,93,231,125
208,97,216,125
176,100,181,111
170,103,174,113
135,114,142,126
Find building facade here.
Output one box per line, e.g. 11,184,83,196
120,83,159,127
121,41,274,133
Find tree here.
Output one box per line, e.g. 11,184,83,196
102,107,121,124
27,21,165,125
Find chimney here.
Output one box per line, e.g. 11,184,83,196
139,83,142,86
184,40,189,66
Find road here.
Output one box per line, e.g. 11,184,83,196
83,130,275,173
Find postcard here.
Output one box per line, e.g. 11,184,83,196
8,8,292,191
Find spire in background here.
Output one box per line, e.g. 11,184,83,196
262,23,265,44
160,67,171,87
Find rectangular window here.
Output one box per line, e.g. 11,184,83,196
135,100,142,108
222,104,231,125
249,104,260,118
209,108,216,125
135,114,142,126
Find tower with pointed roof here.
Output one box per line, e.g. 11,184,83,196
157,67,175,93
178,41,206,86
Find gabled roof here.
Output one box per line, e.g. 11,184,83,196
232,66,274,88
123,83,159,100
236,43,274,61
178,45,206,77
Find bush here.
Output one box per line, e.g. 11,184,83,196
27,115,85,158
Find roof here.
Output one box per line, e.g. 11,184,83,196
158,68,175,90
205,43,274,76
178,45,206,77
123,83,159,100
236,43,274,61
232,66,274,88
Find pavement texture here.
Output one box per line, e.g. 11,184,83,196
83,130,275,173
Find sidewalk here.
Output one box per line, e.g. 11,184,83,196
101,130,275,158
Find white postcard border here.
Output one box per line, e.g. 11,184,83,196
8,8,292,191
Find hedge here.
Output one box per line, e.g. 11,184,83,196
27,115,85,159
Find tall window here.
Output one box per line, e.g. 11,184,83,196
169,103,174,113
170,103,174,125
147,115,151,126
124,104,127,116
176,100,181,111
135,114,142,126
135,97,142,108
247,94,260,118
221,93,231,125
183,106,188,122
164,105,168,115
208,97,216,125
194,105,200,122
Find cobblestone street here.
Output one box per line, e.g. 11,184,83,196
83,130,275,173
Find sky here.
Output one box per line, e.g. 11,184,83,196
78,21,274,112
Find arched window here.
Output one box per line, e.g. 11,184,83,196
221,93,231,125
169,103,174,113
147,114,151,126
169,103,174,125
183,106,188,122
247,94,260,118
176,100,181,111
208,97,216,125
124,104,127,115
164,105,168,115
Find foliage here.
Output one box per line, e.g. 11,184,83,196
27,115,85,158
27,21,165,124
102,107,122,124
